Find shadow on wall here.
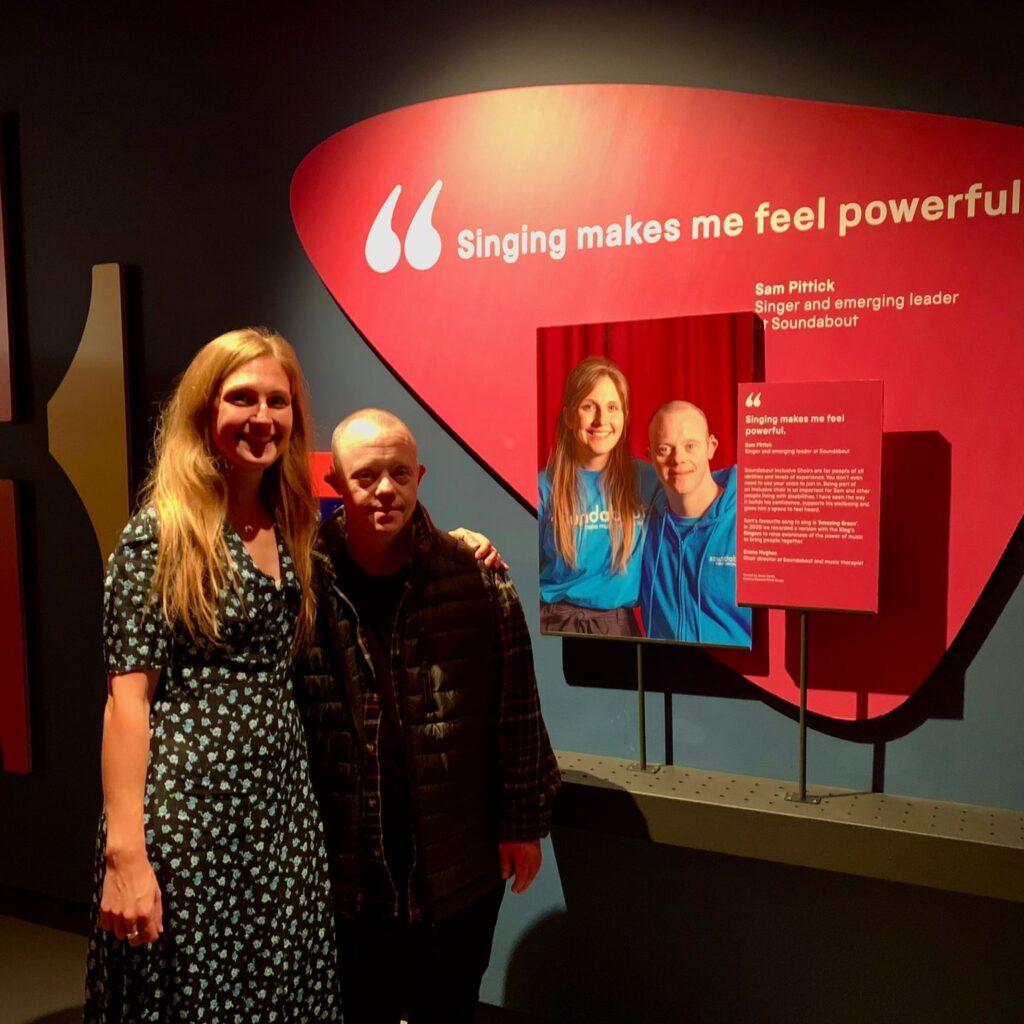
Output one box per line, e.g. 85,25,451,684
503,816,1022,1024
562,430,1024,751
782,431,952,722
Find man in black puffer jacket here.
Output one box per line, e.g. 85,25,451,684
295,408,560,1024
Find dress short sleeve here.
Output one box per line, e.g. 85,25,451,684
102,508,172,676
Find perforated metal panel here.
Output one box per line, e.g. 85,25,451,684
555,751,1024,902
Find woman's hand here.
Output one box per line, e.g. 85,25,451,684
100,846,163,946
449,527,510,572
100,669,162,946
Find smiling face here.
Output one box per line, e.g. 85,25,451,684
570,374,625,470
331,413,425,557
209,355,293,476
648,404,719,514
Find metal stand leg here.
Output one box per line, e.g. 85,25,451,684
787,610,820,804
629,642,660,774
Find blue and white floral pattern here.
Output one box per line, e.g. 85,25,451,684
84,509,341,1022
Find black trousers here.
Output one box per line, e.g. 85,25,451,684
336,884,505,1024
540,600,642,637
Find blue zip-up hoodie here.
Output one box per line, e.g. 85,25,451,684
640,465,751,647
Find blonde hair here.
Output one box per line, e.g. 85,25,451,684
544,356,639,573
138,327,318,650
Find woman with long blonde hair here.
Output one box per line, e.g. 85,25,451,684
84,327,341,1021
538,356,659,637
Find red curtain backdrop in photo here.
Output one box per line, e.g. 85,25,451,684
537,312,760,472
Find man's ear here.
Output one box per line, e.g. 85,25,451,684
325,469,343,496
418,464,426,483
708,434,719,461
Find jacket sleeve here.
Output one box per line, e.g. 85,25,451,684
292,558,349,757
488,570,561,841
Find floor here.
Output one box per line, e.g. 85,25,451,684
0,914,544,1024
0,916,86,1024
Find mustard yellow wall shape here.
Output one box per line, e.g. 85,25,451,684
47,263,130,562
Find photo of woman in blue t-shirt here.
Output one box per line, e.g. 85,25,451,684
538,356,659,637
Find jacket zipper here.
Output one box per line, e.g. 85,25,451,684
330,580,403,911
390,579,436,926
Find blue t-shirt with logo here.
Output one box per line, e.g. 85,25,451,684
538,459,659,609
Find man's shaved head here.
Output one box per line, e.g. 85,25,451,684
329,408,425,568
331,407,417,470
647,400,719,516
648,400,710,439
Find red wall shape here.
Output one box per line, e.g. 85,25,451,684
291,85,1023,719
0,480,29,772
0,147,12,422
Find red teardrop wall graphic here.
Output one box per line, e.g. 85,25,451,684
291,85,1023,721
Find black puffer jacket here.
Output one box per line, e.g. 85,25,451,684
295,504,504,923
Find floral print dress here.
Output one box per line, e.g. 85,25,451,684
84,509,341,1022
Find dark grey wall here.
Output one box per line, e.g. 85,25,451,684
0,2,1021,1019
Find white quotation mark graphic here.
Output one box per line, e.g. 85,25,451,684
745,391,763,408
365,180,443,273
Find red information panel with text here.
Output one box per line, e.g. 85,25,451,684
737,381,882,612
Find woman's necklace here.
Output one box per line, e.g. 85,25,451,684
230,503,269,541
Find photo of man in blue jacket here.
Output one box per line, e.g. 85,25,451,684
640,401,752,647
